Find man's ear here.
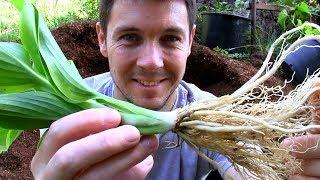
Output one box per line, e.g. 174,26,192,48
188,24,196,56
96,22,108,58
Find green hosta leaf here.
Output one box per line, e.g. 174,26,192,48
0,91,83,129
14,1,98,103
38,28,97,101
68,60,81,76
4,0,176,140
19,2,48,77
0,128,22,153
278,9,288,30
0,42,51,93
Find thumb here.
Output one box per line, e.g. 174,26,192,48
281,135,320,159
114,155,154,180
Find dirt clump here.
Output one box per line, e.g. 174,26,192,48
0,21,292,179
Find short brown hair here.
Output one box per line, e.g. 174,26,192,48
99,0,196,33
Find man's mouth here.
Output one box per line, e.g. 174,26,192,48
136,79,161,86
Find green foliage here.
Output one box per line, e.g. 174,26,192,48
278,9,289,30
0,0,99,41
304,25,320,35
0,128,22,153
49,11,82,29
269,0,296,7
0,0,176,152
254,29,279,53
213,46,250,60
197,0,247,14
276,1,320,36
213,1,234,13
277,2,311,32
195,3,210,43
81,0,99,20
295,2,310,19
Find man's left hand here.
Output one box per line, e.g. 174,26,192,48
282,134,320,179
282,88,320,179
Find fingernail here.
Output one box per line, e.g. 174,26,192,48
281,138,298,157
137,155,154,172
140,136,158,151
143,155,154,166
281,138,291,147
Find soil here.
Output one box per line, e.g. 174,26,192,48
0,21,292,179
0,130,38,180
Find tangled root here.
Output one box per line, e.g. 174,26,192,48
174,23,320,179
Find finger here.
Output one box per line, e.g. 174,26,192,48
113,155,154,180
308,88,320,134
77,135,158,180
32,108,121,176
308,123,320,134
300,159,320,177
293,174,320,180
35,108,121,162
43,125,141,180
282,135,320,159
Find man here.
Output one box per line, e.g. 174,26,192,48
31,0,320,179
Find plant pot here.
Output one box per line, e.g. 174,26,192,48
311,14,320,25
283,40,320,84
201,12,251,53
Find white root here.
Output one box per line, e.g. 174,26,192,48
175,23,320,180
233,23,320,97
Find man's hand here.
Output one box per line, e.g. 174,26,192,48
282,89,320,179
31,108,158,180
282,135,320,180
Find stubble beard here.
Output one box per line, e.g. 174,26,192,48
112,79,178,111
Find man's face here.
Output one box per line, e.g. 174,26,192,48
97,0,195,110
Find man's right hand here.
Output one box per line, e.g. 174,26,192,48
31,108,158,180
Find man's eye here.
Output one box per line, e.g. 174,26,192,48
161,35,181,42
120,34,140,42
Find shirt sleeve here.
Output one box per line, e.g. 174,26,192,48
209,151,233,177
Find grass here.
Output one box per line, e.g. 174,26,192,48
0,0,98,41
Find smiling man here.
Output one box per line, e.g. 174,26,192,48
97,0,192,111
93,0,233,179
30,0,320,179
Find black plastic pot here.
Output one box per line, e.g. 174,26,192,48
201,12,251,53
283,40,320,84
311,14,320,25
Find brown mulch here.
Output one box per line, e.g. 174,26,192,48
51,21,109,78
0,130,38,180
0,21,292,179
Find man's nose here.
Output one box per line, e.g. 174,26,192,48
137,42,164,70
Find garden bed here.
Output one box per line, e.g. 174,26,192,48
0,21,291,179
